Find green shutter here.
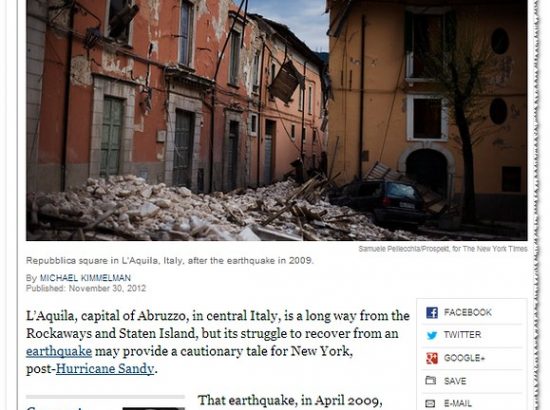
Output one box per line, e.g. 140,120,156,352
404,11,413,53
444,11,457,51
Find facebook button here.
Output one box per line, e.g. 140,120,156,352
426,307,439,319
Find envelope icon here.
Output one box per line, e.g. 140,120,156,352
425,376,437,385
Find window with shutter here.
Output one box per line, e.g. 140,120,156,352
179,1,194,67
405,9,455,80
229,30,241,86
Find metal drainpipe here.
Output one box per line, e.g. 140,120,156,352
208,0,247,193
358,14,366,181
61,2,76,191
208,89,217,192
256,41,266,187
300,61,307,161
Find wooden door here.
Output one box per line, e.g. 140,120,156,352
173,110,194,187
100,97,123,178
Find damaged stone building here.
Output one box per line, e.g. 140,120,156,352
325,0,527,222
26,0,327,194
247,15,328,186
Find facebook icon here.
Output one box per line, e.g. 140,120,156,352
426,307,439,319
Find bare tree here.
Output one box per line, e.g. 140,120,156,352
422,13,499,224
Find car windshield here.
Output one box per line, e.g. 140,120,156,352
386,182,421,200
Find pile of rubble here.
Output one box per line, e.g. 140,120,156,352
27,175,431,241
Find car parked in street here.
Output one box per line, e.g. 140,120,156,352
329,180,427,226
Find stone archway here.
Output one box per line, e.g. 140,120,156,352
406,149,448,196
398,143,456,199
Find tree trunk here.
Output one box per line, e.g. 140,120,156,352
455,104,477,224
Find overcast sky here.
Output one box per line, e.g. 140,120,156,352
246,0,329,52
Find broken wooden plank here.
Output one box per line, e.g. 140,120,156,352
261,200,296,226
84,208,116,230
251,225,302,241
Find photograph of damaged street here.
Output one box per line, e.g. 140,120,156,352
26,0,528,241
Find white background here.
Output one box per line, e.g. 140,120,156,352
1,1,547,409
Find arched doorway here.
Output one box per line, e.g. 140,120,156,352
406,149,448,196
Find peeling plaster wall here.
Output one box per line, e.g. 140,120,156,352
212,0,230,42
101,50,135,76
33,0,326,192
192,0,261,190
27,0,49,191
242,23,263,95
196,0,208,17
70,55,93,86
147,0,161,22
36,0,172,190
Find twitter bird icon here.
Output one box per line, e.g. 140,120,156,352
427,331,438,340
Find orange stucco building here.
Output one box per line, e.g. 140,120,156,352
26,0,327,193
248,15,328,186
326,0,528,222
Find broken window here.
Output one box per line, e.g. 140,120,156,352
407,95,448,140
271,63,276,83
249,113,258,136
179,1,193,67
107,0,139,43
252,51,260,92
229,30,241,86
405,10,456,79
269,62,277,100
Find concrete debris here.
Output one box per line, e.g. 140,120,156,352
27,175,433,241
237,226,262,241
